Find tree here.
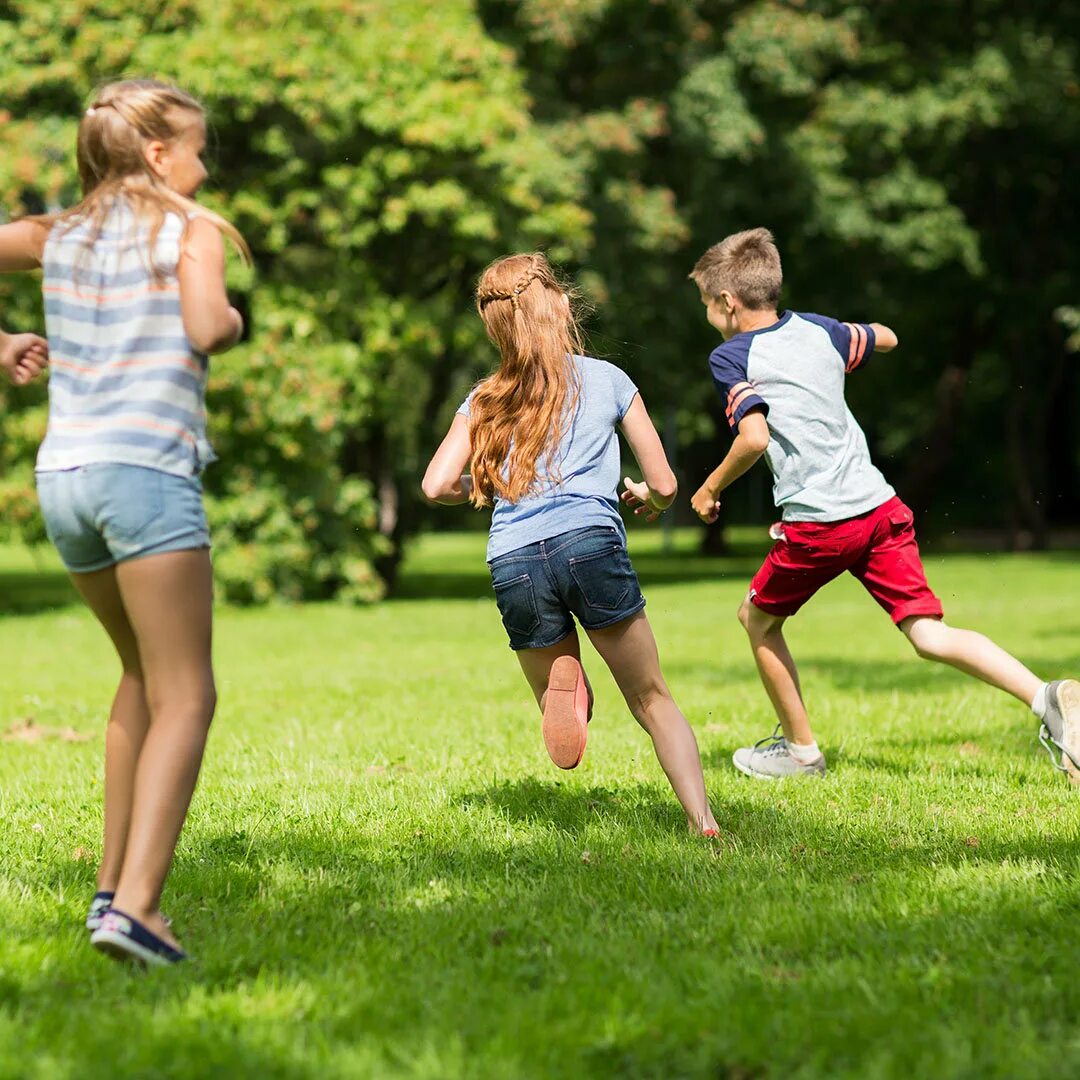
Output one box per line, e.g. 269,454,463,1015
0,0,594,598
479,0,1080,545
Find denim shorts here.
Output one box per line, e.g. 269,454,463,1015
488,525,646,651
36,464,210,574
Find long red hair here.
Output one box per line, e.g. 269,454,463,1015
468,253,583,507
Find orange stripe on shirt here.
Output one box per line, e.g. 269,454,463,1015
51,355,204,378
854,324,867,369
726,381,753,406
847,324,866,372
843,323,858,370
43,282,179,304
50,415,196,445
725,386,757,422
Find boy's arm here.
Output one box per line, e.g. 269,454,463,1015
868,322,898,352
691,408,769,524
421,413,473,505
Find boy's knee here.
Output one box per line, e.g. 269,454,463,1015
902,616,947,660
740,597,781,641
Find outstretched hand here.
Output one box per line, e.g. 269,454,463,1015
691,485,721,525
0,333,49,386
621,477,663,523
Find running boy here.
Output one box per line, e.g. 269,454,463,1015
0,79,250,964
688,227,1080,781
424,252,718,835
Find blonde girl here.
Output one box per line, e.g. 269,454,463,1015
424,253,718,836
0,79,249,965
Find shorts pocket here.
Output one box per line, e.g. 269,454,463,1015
96,467,166,545
35,473,73,543
781,528,846,560
886,502,915,533
568,545,633,613
492,572,541,637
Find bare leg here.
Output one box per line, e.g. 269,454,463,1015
515,629,594,719
900,616,1041,704
110,549,216,948
69,568,150,893
739,596,815,746
584,612,718,834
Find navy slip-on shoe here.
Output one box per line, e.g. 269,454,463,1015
85,891,114,931
90,909,187,967
85,891,171,934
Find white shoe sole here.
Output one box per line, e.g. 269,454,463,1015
1058,679,1080,786
732,752,781,781
732,751,826,780
90,927,176,967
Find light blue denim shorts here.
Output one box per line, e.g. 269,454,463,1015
36,464,210,574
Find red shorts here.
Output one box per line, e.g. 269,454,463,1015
749,496,943,624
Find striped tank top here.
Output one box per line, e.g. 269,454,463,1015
37,199,215,477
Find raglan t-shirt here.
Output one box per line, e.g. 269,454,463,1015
709,310,894,522
458,355,639,561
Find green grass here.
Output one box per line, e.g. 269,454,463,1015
2,530,1079,1079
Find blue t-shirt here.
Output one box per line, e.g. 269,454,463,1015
459,355,639,560
708,311,894,522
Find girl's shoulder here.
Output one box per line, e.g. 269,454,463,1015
572,354,634,387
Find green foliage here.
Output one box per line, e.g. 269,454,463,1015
0,0,595,600
2,0,1079,598
486,0,1080,540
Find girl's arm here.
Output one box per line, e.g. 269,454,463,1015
0,222,50,384
178,218,244,355
422,413,473,505
0,220,47,272
0,332,48,385
618,393,678,522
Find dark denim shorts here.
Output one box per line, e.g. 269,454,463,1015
488,525,646,651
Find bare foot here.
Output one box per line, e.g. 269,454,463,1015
688,814,721,838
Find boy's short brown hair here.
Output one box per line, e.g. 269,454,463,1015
689,227,782,309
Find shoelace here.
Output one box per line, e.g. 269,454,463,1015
1038,723,1080,773
753,724,789,757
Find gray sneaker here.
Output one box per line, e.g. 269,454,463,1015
1038,679,1080,783
732,725,826,780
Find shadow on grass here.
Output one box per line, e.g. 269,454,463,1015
0,567,77,615
459,776,680,835
12,774,1080,1078
392,553,767,603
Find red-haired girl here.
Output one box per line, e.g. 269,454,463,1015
424,253,718,836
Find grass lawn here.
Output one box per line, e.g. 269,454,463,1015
2,529,1079,1079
